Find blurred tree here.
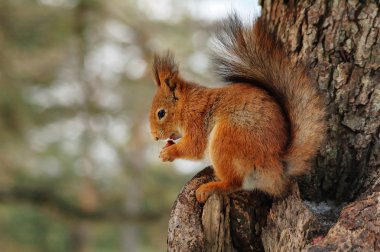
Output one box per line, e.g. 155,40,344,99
0,0,218,251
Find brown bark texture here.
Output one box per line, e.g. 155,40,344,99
261,0,379,201
167,0,379,251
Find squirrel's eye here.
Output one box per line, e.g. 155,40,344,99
157,109,166,120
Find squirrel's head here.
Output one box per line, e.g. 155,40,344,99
149,52,184,141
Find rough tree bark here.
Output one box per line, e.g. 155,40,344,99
167,0,380,251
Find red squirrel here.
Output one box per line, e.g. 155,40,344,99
149,15,326,203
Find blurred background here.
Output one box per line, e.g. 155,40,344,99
0,0,259,251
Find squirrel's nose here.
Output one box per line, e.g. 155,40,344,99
155,137,159,141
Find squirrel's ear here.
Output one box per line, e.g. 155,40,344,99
164,77,177,92
152,51,179,88
152,54,161,87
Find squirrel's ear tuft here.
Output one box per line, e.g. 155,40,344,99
152,51,179,87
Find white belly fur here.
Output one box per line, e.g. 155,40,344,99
203,126,217,166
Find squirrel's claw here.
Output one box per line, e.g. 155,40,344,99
196,185,213,203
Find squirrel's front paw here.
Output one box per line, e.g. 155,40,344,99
159,145,178,162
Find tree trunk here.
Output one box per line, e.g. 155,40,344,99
261,0,379,203
167,0,380,251
167,167,272,252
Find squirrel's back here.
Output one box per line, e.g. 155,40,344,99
213,14,326,176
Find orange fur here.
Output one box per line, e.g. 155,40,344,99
149,16,326,203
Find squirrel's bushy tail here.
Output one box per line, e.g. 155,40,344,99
213,14,326,176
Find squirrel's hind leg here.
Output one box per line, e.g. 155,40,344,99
195,160,244,203
196,180,241,203
195,122,289,203
196,123,246,203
